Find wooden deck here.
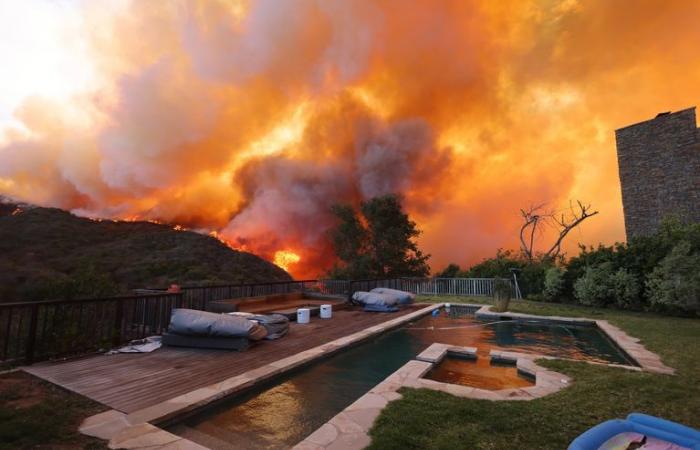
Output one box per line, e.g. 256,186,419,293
24,305,424,413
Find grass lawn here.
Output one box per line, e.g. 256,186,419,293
368,296,700,450
0,370,108,450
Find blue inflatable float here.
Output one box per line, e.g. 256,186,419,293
568,413,700,450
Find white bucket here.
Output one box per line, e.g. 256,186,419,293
320,304,332,319
297,308,310,324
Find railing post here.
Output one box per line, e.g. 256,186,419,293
113,298,124,346
24,304,39,365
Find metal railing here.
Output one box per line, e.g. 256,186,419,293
1,276,508,365
0,292,184,365
398,278,506,297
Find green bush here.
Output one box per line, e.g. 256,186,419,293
542,266,566,302
574,262,615,307
610,268,642,310
646,241,700,316
464,249,554,297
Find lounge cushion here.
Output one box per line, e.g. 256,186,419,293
363,304,399,312
227,312,290,340
162,332,250,351
352,291,399,306
370,288,415,304
168,308,266,339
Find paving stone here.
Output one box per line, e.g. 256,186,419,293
80,409,129,440
343,408,382,431
306,423,339,447
325,432,372,450
444,383,475,398
346,393,388,411
379,390,403,402
331,413,366,434
109,423,181,449
292,442,325,450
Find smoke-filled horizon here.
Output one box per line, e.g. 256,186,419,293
1,0,699,278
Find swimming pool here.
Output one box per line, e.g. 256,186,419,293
167,306,634,449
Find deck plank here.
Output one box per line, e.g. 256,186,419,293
24,306,424,413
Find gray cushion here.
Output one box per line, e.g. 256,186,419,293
370,288,415,304
352,291,399,306
168,308,262,338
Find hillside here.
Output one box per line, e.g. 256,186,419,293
0,200,291,302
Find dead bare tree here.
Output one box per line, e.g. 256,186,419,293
519,203,547,261
519,200,599,260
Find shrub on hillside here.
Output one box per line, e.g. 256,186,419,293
646,241,700,316
542,266,566,302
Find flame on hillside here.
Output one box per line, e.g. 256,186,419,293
273,250,301,272
2,1,700,278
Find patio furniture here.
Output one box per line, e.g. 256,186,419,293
370,287,416,304
161,333,250,351
227,312,290,340
320,304,332,319
162,308,267,350
297,308,311,324
352,291,401,312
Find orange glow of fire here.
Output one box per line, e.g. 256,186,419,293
273,250,301,272
208,230,243,251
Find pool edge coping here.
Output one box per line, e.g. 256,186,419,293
78,303,443,449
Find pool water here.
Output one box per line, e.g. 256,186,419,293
425,354,534,390
407,307,634,365
168,307,634,449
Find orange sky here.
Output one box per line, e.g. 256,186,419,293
1,0,699,278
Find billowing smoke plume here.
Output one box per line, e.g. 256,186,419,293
2,0,700,277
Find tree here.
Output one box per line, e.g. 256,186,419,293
327,194,430,279
436,263,462,278
519,200,598,261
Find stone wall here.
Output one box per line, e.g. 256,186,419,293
615,107,700,239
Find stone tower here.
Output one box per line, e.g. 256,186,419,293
615,107,700,239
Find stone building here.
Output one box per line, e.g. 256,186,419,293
615,107,700,239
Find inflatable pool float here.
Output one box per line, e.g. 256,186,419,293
568,413,700,450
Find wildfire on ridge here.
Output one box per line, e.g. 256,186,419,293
273,250,301,272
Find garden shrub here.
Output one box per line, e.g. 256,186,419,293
646,241,700,316
574,262,615,307
542,266,566,302
463,249,555,298
609,268,642,310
